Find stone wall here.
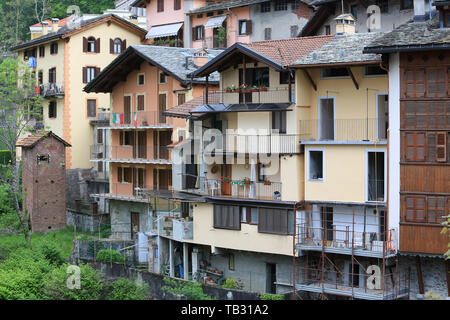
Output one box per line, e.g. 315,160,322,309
66,209,110,233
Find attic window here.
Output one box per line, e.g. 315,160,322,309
37,154,50,164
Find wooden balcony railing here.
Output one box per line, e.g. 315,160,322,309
204,87,294,105
110,111,174,128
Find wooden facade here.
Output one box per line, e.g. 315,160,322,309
399,51,450,255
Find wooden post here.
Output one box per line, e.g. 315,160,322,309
205,75,209,104
416,255,425,294
242,55,246,103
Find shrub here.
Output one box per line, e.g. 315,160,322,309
260,293,285,300
161,277,215,300
222,278,240,289
37,240,65,266
96,249,125,263
0,150,11,165
102,278,148,300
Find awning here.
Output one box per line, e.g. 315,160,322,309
190,103,293,114
205,15,227,29
145,22,183,39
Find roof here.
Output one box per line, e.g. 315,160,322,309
190,103,292,114
193,36,334,77
10,14,147,51
291,32,383,67
299,4,335,36
363,15,450,53
84,45,223,93
31,16,72,28
188,0,269,14
130,0,146,8
16,131,71,148
164,93,217,119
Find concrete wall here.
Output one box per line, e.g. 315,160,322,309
66,209,110,233
109,199,150,240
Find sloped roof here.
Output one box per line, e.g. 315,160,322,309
84,45,223,93
188,0,269,14
291,32,383,67
164,93,217,119
16,131,71,148
10,14,147,51
31,16,73,28
363,15,450,53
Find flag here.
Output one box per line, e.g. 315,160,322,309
134,112,137,128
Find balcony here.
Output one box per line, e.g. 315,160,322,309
90,110,111,126
298,118,388,143
149,215,193,241
204,134,301,154
90,145,171,164
203,87,294,105
38,83,65,98
109,111,175,129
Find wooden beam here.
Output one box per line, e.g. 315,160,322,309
347,67,359,90
416,255,425,294
302,69,317,91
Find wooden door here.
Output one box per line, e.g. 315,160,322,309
137,131,147,158
131,212,140,239
137,168,145,188
159,94,166,124
221,164,232,195
124,96,131,124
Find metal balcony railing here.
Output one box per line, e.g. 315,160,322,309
204,178,283,201
110,110,174,128
37,83,64,98
367,179,385,202
204,87,294,105
90,145,171,162
298,118,388,142
204,134,301,154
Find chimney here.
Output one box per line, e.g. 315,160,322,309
42,21,49,35
334,14,356,35
193,50,209,67
51,18,59,33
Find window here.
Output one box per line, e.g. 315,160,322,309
111,38,125,54
325,25,331,35
290,25,299,38
87,99,97,118
280,71,294,84
207,12,213,17
174,0,181,10
118,167,132,183
426,68,446,98
157,0,164,12
159,72,167,84
404,68,425,98
351,5,358,18
445,10,450,27
177,93,186,106
239,67,270,87
97,129,103,144
377,0,389,12
48,101,57,118
39,46,45,57
87,37,97,53
197,14,203,18
405,132,426,161
50,43,58,54
367,151,385,202
48,68,56,83
404,196,426,222
137,94,145,111
97,161,103,173
228,254,235,271
322,67,349,78
84,67,98,83
292,2,299,10
239,20,252,35
138,73,145,86
261,2,271,12
159,93,167,123
272,111,286,134
309,150,323,180
264,28,272,40
436,132,447,162
193,25,204,40
214,204,240,230
217,10,223,15
427,197,446,223
38,71,43,85
258,208,292,235
401,0,413,10
274,0,287,11
365,65,388,76
120,131,134,146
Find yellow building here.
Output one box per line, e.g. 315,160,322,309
11,14,147,170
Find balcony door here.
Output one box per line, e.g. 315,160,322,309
221,164,232,195
319,97,335,140
133,168,145,195
377,94,389,140
124,96,131,124
137,131,147,158
367,151,385,202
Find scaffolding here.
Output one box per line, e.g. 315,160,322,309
293,204,410,300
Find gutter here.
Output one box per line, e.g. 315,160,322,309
363,43,450,54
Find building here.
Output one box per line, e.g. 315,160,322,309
10,14,148,171
300,0,419,36
131,0,313,48
16,131,71,233
364,0,450,300
84,45,222,242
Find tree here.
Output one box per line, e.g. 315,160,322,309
0,58,44,243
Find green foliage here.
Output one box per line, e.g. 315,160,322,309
260,293,285,300
49,0,115,18
96,249,125,263
0,150,11,165
441,214,450,259
161,277,215,300
214,27,226,45
99,225,111,239
37,240,65,267
102,278,148,300
222,278,240,289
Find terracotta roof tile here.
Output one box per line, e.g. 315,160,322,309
164,93,215,118
16,131,71,148
31,16,73,27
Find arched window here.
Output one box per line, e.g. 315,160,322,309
87,37,96,53
114,38,122,54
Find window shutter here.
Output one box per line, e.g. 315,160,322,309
118,167,123,182
120,131,124,145
436,132,447,162
110,39,114,54
82,67,87,83
192,27,196,41
246,20,252,34
137,95,145,111
95,38,100,53
122,39,127,51
95,67,100,77
83,37,88,52
201,26,205,39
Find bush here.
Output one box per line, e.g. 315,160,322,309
222,278,240,289
0,150,11,165
260,293,285,300
96,249,125,263
102,278,148,300
37,240,65,267
161,277,215,300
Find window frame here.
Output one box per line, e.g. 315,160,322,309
159,72,167,84
87,99,97,118
50,42,58,55
274,0,287,11
174,0,181,11
136,94,145,111
48,101,57,119
157,0,164,12
400,0,414,10
260,2,271,12
113,38,122,54
404,132,426,161
308,149,325,182
87,37,97,53
321,67,350,79
137,73,145,86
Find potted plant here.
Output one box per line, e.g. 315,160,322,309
242,177,251,185
220,176,230,183
231,85,239,93
263,177,272,186
240,84,251,93
259,84,268,92
225,86,232,93
251,85,259,92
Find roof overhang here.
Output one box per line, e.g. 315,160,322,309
363,43,450,54
190,103,292,114
130,0,148,8
290,60,382,68
145,22,184,39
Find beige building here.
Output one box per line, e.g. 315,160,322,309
11,14,147,170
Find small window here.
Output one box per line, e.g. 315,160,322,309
122,167,132,183
174,0,181,11
404,196,425,222
157,0,164,12
228,254,235,271
322,67,349,78
365,65,388,76
193,25,204,40
159,72,167,84
113,38,122,54
37,154,49,164
87,37,96,53
261,2,271,13
351,5,358,18
274,0,287,11
50,43,58,54
309,150,323,180
87,99,97,118
48,101,57,118
48,68,56,83
207,12,213,17
239,20,252,35
197,14,203,18
325,25,331,35
138,73,145,86
405,132,426,161
400,0,413,10
177,93,186,106
264,28,272,40
39,46,45,57
86,67,97,83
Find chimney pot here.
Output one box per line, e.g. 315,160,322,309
51,18,59,33
42,21,49,35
